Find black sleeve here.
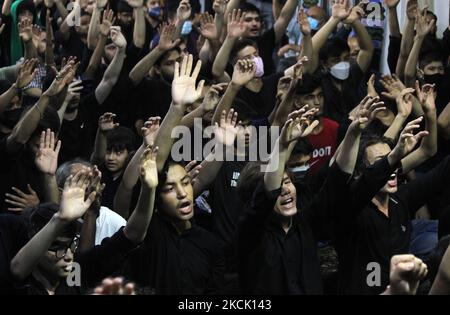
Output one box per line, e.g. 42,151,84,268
238,180,279,257
301,162,352,238
398,156,450,216
205,238,225,295
388,35,401,74
347,156,398,215
333,26,352,41
76,227,140,287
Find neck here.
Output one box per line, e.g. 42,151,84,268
32,268,60,295
281,216,293,234
64,108,78,121
111,169,124,180
171,219,191,234
331,77,343,91
245,78,263,92
372,193,390,216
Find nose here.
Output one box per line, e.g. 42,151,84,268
177,185,188,200
64,248,74,262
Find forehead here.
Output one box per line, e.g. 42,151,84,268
238,45,257,57
365,143,391,160
243,12,260,19
307,7,326,20
165,164,188,182
163,50,181,63
424,61,443,69
53,236,72,246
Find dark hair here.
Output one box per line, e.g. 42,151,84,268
232,98,259,123
296,73,322,96
426,10,437,22
427,235,450,286
16,0,36,19
117,0,133,13
230,39,258,63
24,202,77,239
356,134,393,174
236,161,265,205
319,37,350,62
419,51,445,69
106,126,137,153
238,2,260,15
30,106,60,139
56,158,92,189
292,138,314,156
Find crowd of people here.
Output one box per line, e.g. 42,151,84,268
0,0,450,295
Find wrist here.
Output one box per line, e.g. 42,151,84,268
230,81,244,89
53,212,72,226
387,149,402,166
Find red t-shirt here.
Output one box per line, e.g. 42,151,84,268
307,118,339,173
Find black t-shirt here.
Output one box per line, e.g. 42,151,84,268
0,214,29,293
58,93,99,164
135,78,172,121
0,138,44,213
55,28,89,62
207,160,247,272
256,28,276,76
99,165,123,211
321,62,365,123
236,72,283,118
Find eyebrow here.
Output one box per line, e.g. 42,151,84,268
164,175,190,186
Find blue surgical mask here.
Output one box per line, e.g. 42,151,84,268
181,21,192,35
148,6,161,19
307,17,319,30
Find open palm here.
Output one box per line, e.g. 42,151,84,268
35,130,61,175
140,145,159,188
60,171,96,222
172,55,204,106
215,109,238,147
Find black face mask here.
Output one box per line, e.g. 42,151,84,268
424,73,444,90
0,108,23,129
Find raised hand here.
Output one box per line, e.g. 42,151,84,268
199,12,218,40
95,0,108,9
93,277,135,295
16,59,38,89
343,4,365,25
32,25,42,49
415,80,436,114
396,88,415,118
171,54,204,106
100,9,115,37
388,254,428,295
35,129,62,175
18,18,33,42
44,60,78,97
177,0,191,21
110,26,127,50
406,0,418,21
391,117,429,160
140,144,159,189
214,109,239,147
367,74,378,98
59,170,97,222
415,6,435,38
141,116,161,146
380,74,407,100
64,80,83,104
5,185,40,212
297,8,311,36
227,9,247,38
350,96,386,130
213,0,227,15
231,59,256,87
280,106,320,146
201,83,227,112
332,0,352,21
158,23,180,51
98,112,119,132
184,160,202,185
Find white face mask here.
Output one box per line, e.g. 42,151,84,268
329,61,350,80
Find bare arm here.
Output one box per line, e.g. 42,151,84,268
437,102,450,140
396,0,418,80
45,12,56,67
429,244,450,295
273,0,298,44
2,0,12,16
87,6,102,50
352,20,374,73
91,113,119,165
386,0,401,38
129,1,146,49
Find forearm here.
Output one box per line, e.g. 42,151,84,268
212,83,240,124
84,34,107,79
353,20,374,72
264,139,291,191
215,13,225,40
180,105,206,128
10,214,67,281
193,144,227,196
404,36,424,87
91,129,107,165
23,40,38,60
133,7,146,49
388,7,401,38
0,84,19,114
95,48,126,104
87,7,101,50
2,0,12,16
301,34,315,73
9,95,50,147
155,105,185,171
438,102,450,139
336,125,361,175
273,0,298,43
224,0,242,18
78,212,97,252
129,46,165,85
57,100,69,124
312,17,340,56
123,185,155,243
429,244,450,295
384,114,407,141
396,19,415,79
212,36,235,79
45,40,55,67
55,0,69,20
273,0,282,20
42,174,60,203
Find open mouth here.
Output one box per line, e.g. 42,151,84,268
280,197,294,208
387,173,397,188
178,200,192,214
